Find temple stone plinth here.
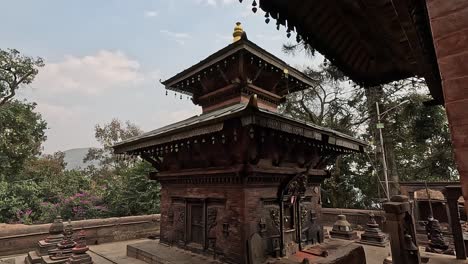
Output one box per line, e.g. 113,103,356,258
329,215,358,240
25,216,64,264
359,213,388,247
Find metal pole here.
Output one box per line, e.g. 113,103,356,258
376,102,390,201
425,181,434,218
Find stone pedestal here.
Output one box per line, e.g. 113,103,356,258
383,195,421,264
329,215,358,240
359,213,388,247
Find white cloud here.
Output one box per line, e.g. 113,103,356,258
195,0,236,6
144,10,159,17
34,50,144,95
160,29,191,45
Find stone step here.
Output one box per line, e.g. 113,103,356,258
127,240,222,264
25,251,41,264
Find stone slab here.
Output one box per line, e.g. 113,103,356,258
272,239,366,264
127,240,222,264
0,258,15,264
24,251,41,264
41,256,68,264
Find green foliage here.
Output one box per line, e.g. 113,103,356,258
0,48,44,107
84,118,142,170
0,100,47,181
385,93,456,182
0,180,42,223
83,119,160,217
104,161,160,216
0,110,159,223
281,45,456,209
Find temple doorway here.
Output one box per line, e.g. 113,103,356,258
188,202,204,245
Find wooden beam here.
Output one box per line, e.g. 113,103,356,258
141,153,161,171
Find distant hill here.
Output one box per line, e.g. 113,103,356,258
63,148,100,170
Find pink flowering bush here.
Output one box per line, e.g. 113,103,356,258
39,192,108,222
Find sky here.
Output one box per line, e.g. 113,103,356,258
1,0,321,154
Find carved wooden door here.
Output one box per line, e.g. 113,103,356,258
189,203,204,245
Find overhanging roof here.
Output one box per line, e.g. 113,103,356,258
249,0,444,104
113,101,368,154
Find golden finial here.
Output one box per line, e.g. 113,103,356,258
233,22,243,42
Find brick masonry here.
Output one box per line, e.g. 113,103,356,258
0,214,160,256
426,0,468,216
159,181,323,263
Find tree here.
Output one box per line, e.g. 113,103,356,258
104,161,160,216
0,101,47,181
281,41,457,208
84,119,160,217
0,49,44,107
84,118,143,170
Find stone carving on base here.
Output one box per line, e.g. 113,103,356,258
329,214,358,240
359,213,388,247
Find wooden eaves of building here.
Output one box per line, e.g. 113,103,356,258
242,0,468,215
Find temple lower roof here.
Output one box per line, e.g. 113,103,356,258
113,99,367,154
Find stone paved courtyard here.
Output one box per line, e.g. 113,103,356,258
1,237,466,264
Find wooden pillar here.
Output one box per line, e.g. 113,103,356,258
444,201,452,233
425,0,468,217
279,200,285,256
383,195,421,264
443,186,467,260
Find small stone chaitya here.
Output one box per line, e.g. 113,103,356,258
329,214,358,240
42,221,76,264
25,216,65,264
114,23,367,263
66,231,93,264
359,213,387,247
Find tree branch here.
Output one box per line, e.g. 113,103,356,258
0,70,34,107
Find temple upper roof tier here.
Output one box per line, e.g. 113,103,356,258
161,36,317,113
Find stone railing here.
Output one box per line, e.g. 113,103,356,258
321,208,385,229
0,214,160,256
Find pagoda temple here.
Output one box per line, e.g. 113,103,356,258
113,23,367,263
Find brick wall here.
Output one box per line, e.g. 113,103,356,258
426,0,468,216
321,208,385,229
0,214,160,256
